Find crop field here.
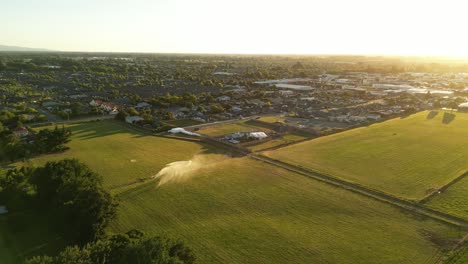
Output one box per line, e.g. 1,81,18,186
264,111,468,200
110,156,462,264
425,175,468,220
17,120,209,189
197,120,275,137
2,118,467,263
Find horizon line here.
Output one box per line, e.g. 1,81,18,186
2,49,468,61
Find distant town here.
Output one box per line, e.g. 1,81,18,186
2,53,468,263
1,54,467,145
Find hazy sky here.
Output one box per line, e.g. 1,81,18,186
2,0,468,56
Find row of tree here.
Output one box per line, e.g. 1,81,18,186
26,229,195,264
0,126,71,162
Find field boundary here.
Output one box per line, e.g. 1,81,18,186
435,233,468,264
420,171,468,204
59,119,468,228
250,154,468,228
252,136,313,152
156,122,468,228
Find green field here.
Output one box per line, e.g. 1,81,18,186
197,120,274,137
19,121,208,189
110,157,461,264
425,175,468,219
257,116,286,123
264,111,468,200
1,118,466,263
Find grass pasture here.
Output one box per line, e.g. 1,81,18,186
426,175,468,220
20,120,210,189
1,117,467,263
0,210,66,263
264,111,468,200
110,157,462,264
257,116,286,123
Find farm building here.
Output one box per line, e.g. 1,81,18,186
13,127,29,137
125,116,144,124
225,131,268,143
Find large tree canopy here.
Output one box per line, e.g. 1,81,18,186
26,230,196,264
30,159,118,244
0,159,118,244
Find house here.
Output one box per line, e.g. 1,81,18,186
274,84,313,91
228,139,240,144
246,99,265,107
135,102,151,110
13,127,29,137
278,90,294,97
125,116,144,124
42,101,59,108
232,106,242,113
69,94,88,99
349,116,367,122
90,100,118,113
216,95,231,102
89,99,101,107
367,114,381,120
100,102,117,112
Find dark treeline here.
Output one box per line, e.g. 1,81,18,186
26,229,195,264
0,159,196,263
1,159,117,244
0,126,71,162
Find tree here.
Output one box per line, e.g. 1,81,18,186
115,110,129,121
210,104,225,114
127,107,139,116
0,166,33,194
30,159,117,244
26,230,195,264
34,126,71,153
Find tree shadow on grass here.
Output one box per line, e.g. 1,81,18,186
70,121,147,140
442,112,456,124
0,209,67,263
244,119,276,131
426,111,438,119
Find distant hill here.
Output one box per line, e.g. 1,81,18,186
0,44,52,52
